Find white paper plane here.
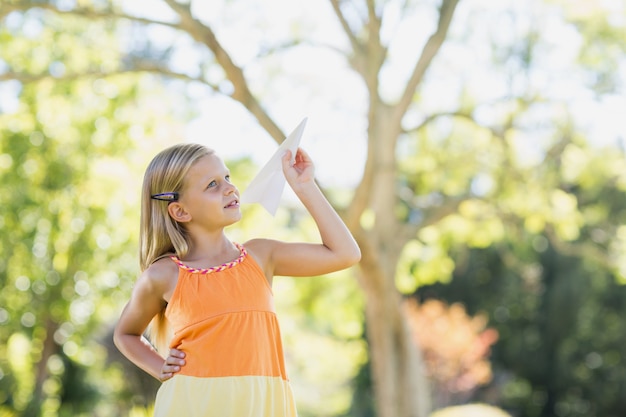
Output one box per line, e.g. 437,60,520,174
240,118,307,215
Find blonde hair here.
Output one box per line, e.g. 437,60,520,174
139,143,214,352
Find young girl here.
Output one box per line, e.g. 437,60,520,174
113,143,361,416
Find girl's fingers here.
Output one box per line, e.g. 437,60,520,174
165,356,185,367
164,363,181,372
159,349,186,380
169,348,185,359
160,363,181,381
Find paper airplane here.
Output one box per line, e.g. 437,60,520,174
240,118,307,215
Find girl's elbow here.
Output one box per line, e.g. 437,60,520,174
351,250,362,265
343,245,361,267
113,324,134,353
112,326,124,351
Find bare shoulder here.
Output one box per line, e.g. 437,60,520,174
243,238,275,259
243,238,278,269
116,257,179,339
138,256,179,301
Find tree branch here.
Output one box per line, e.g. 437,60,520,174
393,0,460,124
3,0,287,145
345,143,375,232
366,0,381,45
0,66,218,91
329,0,362,56
404,111,474,134
401,195,470,241
365,0,387,81
162,0,285,144
0,1,182,30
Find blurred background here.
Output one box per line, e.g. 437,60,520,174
0,1,625,416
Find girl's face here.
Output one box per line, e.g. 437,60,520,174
177,153,241,228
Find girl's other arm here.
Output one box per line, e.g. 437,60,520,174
113,264,185,381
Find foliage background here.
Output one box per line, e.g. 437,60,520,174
1,1,625,417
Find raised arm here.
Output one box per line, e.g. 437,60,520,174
248,148,361,280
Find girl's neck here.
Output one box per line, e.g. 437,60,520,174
184,232,236,263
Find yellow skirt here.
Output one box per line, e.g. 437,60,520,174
154,375,298,417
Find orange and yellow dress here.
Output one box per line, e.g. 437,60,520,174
153,243,298,417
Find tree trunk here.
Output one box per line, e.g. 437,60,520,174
356,233,431,417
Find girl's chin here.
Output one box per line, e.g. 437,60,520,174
225,212,242,224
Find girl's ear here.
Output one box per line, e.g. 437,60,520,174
167,202,192,223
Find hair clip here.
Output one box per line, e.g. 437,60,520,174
151,192,179,202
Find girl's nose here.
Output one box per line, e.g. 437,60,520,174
224,182,238,195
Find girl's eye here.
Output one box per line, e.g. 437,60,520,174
225,175,231,182
208,180,217,188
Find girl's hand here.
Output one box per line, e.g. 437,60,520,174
282,148,315,189
159,348,186,382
